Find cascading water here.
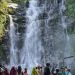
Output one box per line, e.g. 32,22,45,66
41,0,61,67
9,15,18,66
59,0,74,68
7,0,75,72
20,0,43,72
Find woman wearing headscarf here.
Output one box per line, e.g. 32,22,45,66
10,67,16,75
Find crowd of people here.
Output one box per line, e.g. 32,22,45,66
0,63,72,75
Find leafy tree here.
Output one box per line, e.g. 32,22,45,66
0,1,8,40
0,0,29,62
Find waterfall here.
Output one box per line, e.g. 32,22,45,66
20,0,43,72
9,15,18,66
7,0,75,71
59,0,73,68
41,0,61,67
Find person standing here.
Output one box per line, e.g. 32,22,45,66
55,69,60,75
67,69,72,75
59,67,65,75
17,66,23,75
10,67,16,75
2,68,9,75
23,68,28,75
36,66,42,75
64,68,72,75
31,67,38,75
44,63,50,75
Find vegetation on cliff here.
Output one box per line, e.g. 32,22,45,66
0,0,28,62
0,1,8,40
0,0,28,40
67,0,75,17
66,0,75,34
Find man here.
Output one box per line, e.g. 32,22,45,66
44,63,50,75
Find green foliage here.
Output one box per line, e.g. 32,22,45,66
11,0,28,4
66,0,75,17
0,0,13,40
0,1,8,14
0,0,30,63
0,0,12,62
66,0,75,34
0,0,29,41
0,15,6,40
0,2,8,40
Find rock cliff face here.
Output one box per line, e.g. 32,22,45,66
38,0,75,67
37,0,64,64
1,0,75,71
